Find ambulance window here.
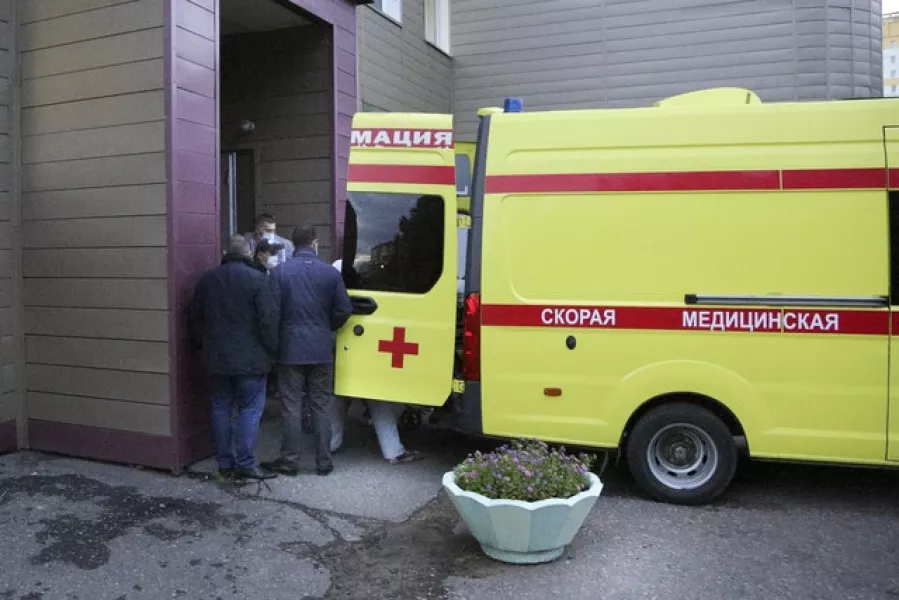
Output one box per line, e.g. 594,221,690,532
342,192,445,294
457,226,468,296
455,154,471,197
890,191,899,304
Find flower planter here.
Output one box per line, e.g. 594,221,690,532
441,470,603,564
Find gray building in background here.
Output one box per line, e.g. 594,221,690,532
357,0,452,113
359,0,884,138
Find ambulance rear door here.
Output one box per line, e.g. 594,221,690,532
334,113,459,406
886,125,899,462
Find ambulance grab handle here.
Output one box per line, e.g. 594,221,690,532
350,295,379,315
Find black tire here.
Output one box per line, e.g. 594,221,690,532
626,402,737,506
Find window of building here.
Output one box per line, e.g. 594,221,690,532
425,0,451,54
341,192,445,294
372,0,402,23
892,55,897,64
892,70,897,78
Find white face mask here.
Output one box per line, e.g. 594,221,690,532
262,232,275,242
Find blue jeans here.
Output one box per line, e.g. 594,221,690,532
210,374,267,470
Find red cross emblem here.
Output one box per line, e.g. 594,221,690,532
378,327,419,369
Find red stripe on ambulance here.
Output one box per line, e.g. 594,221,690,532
485,171,781,194
481,305,891,336
485,168,899,194
781,168,887,189
350,128,454,149
348,164,456,185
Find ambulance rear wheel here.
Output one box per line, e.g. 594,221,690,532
626,403,737,505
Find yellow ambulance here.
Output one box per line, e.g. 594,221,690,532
336,88,899,505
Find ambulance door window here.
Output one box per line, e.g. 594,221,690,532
891,191,899,303
457,224,468,298
342,192,445,294
455,154,471,197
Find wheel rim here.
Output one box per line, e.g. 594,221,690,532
646,423,719,490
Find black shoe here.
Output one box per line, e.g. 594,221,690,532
388,450,425,465
316,464,334,476
234,466,277,480
260,458,300,476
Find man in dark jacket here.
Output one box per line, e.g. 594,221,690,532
189,234,280,480
263,225,353,476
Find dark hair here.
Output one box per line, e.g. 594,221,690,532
226,234,252,257
256,213,276,227
255,239,284,255
292,225,318,248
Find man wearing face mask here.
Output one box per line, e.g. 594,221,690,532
245,213,294,269
253,238,284,273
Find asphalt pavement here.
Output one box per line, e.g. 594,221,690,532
1,415,898,600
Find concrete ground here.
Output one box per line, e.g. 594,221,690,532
1,410,899,600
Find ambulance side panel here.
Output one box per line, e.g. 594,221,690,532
478,100,891,465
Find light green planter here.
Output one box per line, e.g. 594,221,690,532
441,470,603,564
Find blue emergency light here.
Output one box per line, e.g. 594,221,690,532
503,97,524,113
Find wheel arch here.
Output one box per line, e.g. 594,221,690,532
618,392,749,456
606,360,761,457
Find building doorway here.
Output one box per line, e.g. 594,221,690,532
167,0,360,471
220,0,336,258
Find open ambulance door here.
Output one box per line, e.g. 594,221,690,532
887,126,899,462
334,113,458,407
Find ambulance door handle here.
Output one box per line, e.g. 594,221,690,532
350,295,378,315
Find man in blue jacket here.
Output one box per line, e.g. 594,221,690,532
189,234,279,481
264,225,353,476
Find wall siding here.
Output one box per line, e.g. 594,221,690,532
358,0,452,113
0,0,16,452
20,0,171,454
451,0,884,139
222,26,335,257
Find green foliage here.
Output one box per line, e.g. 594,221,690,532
453,439,596,502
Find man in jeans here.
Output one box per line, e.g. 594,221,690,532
264,225,353,476
189,234,279,480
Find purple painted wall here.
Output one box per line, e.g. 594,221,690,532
165,0,220,470
165,0,361,470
